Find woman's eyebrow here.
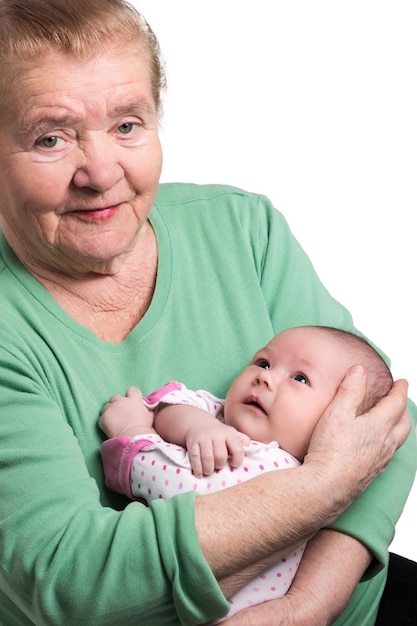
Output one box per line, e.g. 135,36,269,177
112,100,156,118
20,114,76,137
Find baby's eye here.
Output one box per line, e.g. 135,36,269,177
293,373,310,386
255,358,270,370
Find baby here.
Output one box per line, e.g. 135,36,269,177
99,325,393,621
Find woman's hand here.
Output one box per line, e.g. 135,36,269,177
221,528,372,626
303,365,410,503
220,595,313,626
221,592,331,626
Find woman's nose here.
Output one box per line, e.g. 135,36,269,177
72,137,124,192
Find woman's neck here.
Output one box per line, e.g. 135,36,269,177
28,225,158,342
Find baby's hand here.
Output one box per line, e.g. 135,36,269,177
185,420,250,478
99,386,155,439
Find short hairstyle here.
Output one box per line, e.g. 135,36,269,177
310,326,393,415
0,0,166,119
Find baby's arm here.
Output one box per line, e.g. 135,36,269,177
155,404,250,478
99,386,155,439
99,382,250,478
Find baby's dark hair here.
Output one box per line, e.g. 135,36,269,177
311,326,393,414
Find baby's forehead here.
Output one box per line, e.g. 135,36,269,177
265,326,326,348
261,326,350,362
270,326,347,346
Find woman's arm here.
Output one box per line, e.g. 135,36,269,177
250,195,417,621
100,368,407,608
221,530,372,625
0,346,231,625
283,530,373,624
0,262,410,626
196,368,409,598
0,346,409,625
258,196,417,566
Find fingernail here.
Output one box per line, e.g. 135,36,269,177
351,364,365,377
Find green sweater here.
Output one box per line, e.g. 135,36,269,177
0,183,415,625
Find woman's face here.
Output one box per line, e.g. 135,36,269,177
0,45,162,276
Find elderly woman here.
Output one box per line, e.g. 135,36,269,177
0,1,414,625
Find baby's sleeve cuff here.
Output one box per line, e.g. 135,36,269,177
101,436,154,500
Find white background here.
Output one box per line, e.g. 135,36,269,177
133,1,416,560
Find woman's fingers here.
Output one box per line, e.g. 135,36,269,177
305,366,410,501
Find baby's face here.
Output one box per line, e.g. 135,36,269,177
224,327,358,461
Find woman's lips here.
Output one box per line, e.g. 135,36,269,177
69,204,121,221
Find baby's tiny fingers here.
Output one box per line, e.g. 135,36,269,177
188,445,204,478
107,394,123,403
125,386,143,399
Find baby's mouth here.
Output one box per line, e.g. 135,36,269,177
244,395,267,416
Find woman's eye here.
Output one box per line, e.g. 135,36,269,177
293,373,310,386
255,359,270,370
118,122,138,135
39,136,60,148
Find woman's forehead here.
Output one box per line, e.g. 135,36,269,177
2,45,155,124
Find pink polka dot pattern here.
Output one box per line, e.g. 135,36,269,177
127,384,303,624
130,433,301,623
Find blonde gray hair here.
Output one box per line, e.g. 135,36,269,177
0,0,166,119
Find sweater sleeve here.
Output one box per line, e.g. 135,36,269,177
255,193,417,574
0,343,229,626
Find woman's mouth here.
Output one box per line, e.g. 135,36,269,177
69,204,121,222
